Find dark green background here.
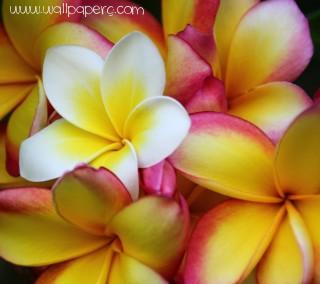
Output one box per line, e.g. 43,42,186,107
0,0,319,283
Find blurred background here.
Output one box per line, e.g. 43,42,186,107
0,0,319,283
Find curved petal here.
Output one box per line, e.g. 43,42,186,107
124,96,190,168
109,253,167,284
109,196,189,277
225,0,313,98
81,0,165,57
214,0,258,79
296,198,320,283
0,26,36,84
36,247,112,284
169,112,279,202
53,166,131,236
229,82,313,143
91,142,139,200
2,0,81,68
43,45,118,140
162,0,219,36
101,32,165,135
257,205,313,284
34,22,112,67
20,119,116,182
6,80,48,176
0,188,107,266
274,103,320,195
184,200,284,284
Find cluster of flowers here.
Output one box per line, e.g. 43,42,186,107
0,0,319,283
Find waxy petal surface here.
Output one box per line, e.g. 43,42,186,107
0,188,107,266
229,82,312,143
184,200,284,284
225,0,313,98
53,166,131,235
43,45,118,140
170,113,278,202
274,103,320,195
101,32,165,135
124,96,190,168
20,119,113,182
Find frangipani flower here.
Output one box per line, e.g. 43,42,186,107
20,32,190,199
1,0,113,176
0,166,189,283
170,102,320,283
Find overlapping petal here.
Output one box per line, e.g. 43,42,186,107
274,103,320,195
20,119,117,182
53,166,131,235
101,32,165,135
184,200,284,284
124,96,190,168
43,45,118,140
225,0,313,97
170,113,279,202
0,188,107,266
229,82,312,142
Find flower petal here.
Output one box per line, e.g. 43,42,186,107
34,22,112,67
162,0,219,36
0,25,36,84
6,80,48,176
43,45,118,140
109,253,167,284
0,188,107,266
36,247,112,284
20,119,114,182
165,35,211,104
91,142,139,200
101,32,165,135
109,196,189,277
169,112,279,202
225,0,313,98
2,0,81,68
53,166,131,236
184,200,284,284
81,0,165,57
124,96,190,168
274,103,320,195
257,204,313,284
229,82,313,143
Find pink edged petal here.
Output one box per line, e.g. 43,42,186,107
34,22,112,68
165,35,211,104
20,119,115,182
185,76,227,113
229,82,313,143
162,0,219,36
53,166,131,236
109,253,167,284
0,188,107,266
274,103,320,195
0,26,36,84
226,0,313,98
81,0,166,57
36,247,112,284
6,80,48,176
184,200,284,284
124,96,190,168
91,142,139,200
43,45,118,140
169,112,279,202
140,160,176,198
109,195,189,277
257,203,314,284
2,0,81,68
